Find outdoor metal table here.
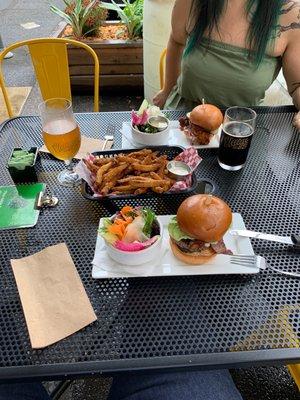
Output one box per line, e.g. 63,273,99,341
0,106,300,382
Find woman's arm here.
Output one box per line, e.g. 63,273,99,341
281,14,300,129
292,92,300,130
153,0,193,108
163,35,185,94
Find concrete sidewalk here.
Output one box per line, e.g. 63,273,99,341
0,0,63,88
0,0,143,115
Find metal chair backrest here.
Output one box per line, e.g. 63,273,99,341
159,48,167,90
0,37,99,118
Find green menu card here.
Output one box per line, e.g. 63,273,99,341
0,183,45,230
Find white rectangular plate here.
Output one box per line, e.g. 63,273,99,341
92,213,259,279
121,121,221,149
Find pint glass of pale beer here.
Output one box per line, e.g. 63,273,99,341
39,98,81,186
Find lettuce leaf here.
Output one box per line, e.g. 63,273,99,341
142,208,156,237
99,217,112,234
99,218,117,245
168,217,193,241
138,99,149,115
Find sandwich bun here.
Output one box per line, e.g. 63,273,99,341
177,194,232,243
169,239,216,265
189,104,223,132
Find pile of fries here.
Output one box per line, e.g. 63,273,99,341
84,149,176,196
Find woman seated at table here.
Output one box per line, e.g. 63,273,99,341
153,0,300,129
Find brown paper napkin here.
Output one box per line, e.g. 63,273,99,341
11,243,97,349
40,135,113,160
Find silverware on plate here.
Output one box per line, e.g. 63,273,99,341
230,254,266,270
230,229,300,247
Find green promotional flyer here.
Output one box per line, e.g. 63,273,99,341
0,183,45,230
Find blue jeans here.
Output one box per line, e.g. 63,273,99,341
0,370,242,400
108,370,242,400
0,382,49,400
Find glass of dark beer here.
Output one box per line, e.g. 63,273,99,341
218,107,257,171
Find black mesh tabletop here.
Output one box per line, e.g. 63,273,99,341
1,106,300,381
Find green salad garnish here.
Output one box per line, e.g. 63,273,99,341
168,216,193,241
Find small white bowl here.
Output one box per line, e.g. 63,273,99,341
105,218,163,266
131,121,170,146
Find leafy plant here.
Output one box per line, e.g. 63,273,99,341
101,0,143,39
50,0,108,38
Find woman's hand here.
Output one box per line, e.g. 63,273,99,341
293,111,300,130
153,90,170,109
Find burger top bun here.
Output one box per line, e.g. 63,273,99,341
177,194,232,243
189,104,223,131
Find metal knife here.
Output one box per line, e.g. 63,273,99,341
229,230,300,247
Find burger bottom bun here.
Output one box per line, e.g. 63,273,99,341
169,239,216,265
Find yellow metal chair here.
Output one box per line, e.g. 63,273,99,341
232,305,300,391
159,48,167,90
288,365,300,390
0,37,100,118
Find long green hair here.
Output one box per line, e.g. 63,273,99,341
185,0,283,66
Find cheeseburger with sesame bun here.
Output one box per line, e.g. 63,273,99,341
179,104,223,145
168,194,233,265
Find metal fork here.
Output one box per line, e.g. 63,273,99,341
230,255,300,277
230,255,266,270
101,124,115,150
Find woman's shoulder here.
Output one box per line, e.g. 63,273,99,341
276,1,300,53
278,0,300,29
171,0,194,42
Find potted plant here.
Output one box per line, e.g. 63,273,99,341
101,0,143,39
51,0,143,91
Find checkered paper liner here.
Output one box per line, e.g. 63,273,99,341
169,147,202,192
76,148,202,197
75,154,101,198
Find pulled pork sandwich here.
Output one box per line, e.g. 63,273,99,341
179,104,223,145
168,194,232,265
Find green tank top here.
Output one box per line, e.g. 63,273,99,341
165,38,281,110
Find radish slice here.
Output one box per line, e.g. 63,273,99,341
114,236,159,252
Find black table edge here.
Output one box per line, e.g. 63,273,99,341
0,116,21,132
0,105,298,133
1,348,300,382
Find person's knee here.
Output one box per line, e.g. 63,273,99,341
0,382,50,400
108,370,242,400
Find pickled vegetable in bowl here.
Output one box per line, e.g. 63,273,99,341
131,99,168,134
100,206,160,252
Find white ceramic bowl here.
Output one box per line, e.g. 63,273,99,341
131,122,170,146
105,217,163,266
